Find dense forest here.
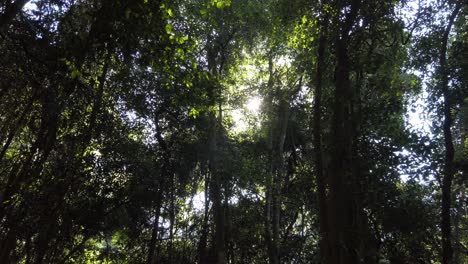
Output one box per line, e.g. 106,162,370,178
0,0,467,263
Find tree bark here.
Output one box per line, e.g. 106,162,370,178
273,97,290,264
264,52,291,264
147,193,162,264
205,33,228,264
328,1,361,263
264,54,276,264
197,167,210,264
313,2,330,262
148,110,172,264
169,172,176,263
439,3,462,264
210,101,226,264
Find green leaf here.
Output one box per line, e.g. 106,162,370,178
165,23,173,34
177,48,185,57
167,8,173,17
189,108,199,119
71,69,80,79
178,35,188,44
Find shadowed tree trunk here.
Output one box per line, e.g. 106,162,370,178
272,97,289,264
328,1,361,263
313,1,330,262
197,165,210,264
211,101,226,264
264,54,276,264
439,3,462,264
205,38,227,263
147,192,162,264
148,109,172,264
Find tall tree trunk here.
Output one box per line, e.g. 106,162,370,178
273,97,290,264
147,192,162,264
197,167,210,264
223,171,233,264
452,188,463,263
313,2,330,262
264,51,291,264
265,172,274,262
147,111,171,264
209,121,225,264
169,173,175,263
210,101,226,264
264,55,276,264
328,2,361,263
205,36,227,264
439,3,462,264
329,36,357,264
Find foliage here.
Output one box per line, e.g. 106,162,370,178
0,0,466,263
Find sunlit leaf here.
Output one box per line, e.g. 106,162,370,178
165,23,173,34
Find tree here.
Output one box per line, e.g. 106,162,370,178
0,0,466,263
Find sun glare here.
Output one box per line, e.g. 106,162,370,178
246,96,261,113
230,96,262,132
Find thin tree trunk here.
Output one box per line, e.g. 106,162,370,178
197,167,210,264
169,173,175,263
147,192,162,264
148,114,170,264
264,54,275,264
205,36,227,264
439,3,462,264
271,184,280,264
210,101,226,264
452,188,463,263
